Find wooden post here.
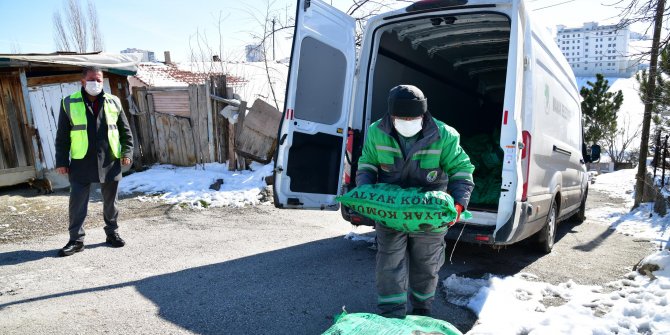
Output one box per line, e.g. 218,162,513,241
211,75,230,163
235,100,247,170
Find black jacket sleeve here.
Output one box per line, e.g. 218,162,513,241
54,99,71,168
116,101,134,160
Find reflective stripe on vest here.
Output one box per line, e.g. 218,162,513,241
62,91,122,159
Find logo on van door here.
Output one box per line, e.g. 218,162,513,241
426,170,439,183
544,84,550,114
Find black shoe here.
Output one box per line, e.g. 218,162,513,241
106,233,126,247
410,308,431,317
59,241,84,257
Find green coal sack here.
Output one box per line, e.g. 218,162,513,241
336,183,471,233
322,312,463,335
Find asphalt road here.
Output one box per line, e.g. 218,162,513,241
0,186,656,334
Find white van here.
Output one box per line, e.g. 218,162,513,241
273,0,590,253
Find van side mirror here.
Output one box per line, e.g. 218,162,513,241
590,144,601,162
582,143,592,163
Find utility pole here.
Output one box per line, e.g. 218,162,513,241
272,18,276,61
634,0,666,207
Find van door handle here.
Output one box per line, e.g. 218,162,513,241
553,145,572,157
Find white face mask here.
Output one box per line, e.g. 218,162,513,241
393,118,423,137
84,80,103,96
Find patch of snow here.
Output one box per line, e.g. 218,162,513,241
344,232,375,244
447,164,670,334
445,252,670,334
590,168,636,207
588,168,670,248
119,162,274,208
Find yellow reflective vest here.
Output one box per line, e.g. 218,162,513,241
61,91,122,159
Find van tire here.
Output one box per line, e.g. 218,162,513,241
537,199,557,253
571,188,588,224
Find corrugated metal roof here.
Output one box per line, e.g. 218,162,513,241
0,52,141,75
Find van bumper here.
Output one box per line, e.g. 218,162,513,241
446,201,542,246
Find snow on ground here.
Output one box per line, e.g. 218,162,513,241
119,162,274,208
589,168,670,248
441,168,670,334
344,232,375,244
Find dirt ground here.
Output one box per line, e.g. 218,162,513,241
0,183,174,245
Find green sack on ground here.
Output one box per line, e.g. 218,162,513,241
322,312,463,335
336,183,472,233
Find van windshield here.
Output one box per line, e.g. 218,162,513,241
366,12,511,211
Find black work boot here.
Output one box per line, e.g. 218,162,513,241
105,233,126,247
59,241,84,257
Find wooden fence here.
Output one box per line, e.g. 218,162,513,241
131,76,242,168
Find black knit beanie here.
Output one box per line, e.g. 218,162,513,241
388,85,427,117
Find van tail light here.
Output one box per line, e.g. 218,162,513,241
521,131,531,201
344,128,354,185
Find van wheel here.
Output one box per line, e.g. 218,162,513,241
571,188,588,224
537,200,557,254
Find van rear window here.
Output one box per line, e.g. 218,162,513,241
294,37,347,125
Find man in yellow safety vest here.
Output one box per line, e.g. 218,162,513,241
54,67,134,257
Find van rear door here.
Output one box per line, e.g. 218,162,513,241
273,0,356,209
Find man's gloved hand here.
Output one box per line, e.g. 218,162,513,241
449,203,464,227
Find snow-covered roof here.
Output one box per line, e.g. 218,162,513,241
0,52,141,76
135,61,289,110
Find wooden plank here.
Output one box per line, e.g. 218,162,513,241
16,71,35,167
167,116,179,165
155,114,170,164
188,84,200,165
204,83,215,163
170,116,182,165
27,74,81,87
147,93,162,163
152,90,190,117
181,117,196,165
28,88,56,169
0,75,16,168
19,69,41,172
235,100,247,170
1,74,31,167
227,123,236,170
196,84,210,163
41,84,65,169
0,138,6,169
135,88,155,164
245,99,281,137
3,79,29,167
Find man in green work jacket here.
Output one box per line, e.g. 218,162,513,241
55,67,134,257
356,85,475,318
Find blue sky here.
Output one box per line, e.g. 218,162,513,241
0,0,639,62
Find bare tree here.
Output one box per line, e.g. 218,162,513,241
10,42,22,54
605,116,643,164
88,1,104,52
52,0,104,52
53,11,71,52
622,0,668,206
617,0,670,55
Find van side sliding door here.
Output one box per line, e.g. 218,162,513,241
273,0,356,210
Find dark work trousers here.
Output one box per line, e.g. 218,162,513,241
375,223,447,317
68,180,119,242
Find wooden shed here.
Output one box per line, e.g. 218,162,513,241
0,52,140,188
